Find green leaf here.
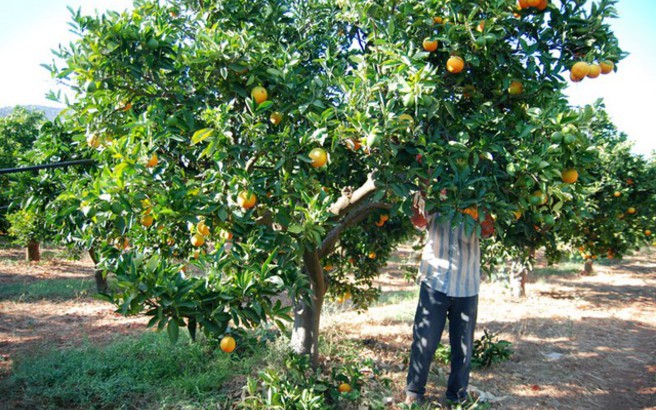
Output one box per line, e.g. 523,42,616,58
167,319,180,344
191,128,215,145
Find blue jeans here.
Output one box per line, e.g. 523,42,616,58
406,282,478,401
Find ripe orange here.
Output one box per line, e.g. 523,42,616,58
446,56,465,74
269,111,283,125
599,60,614,74
237,191,257,209
309,148,328,168
375,219,385,227
513,210,522,220
197,220,210,236
527,0,540,6
462,206,479,220
536,0,548,11
586,64,601,78
220,230,233,240
645,230,652,236
324,264,333,271
518,0,529,9
569,72,583,83
561,168,579,184
345,138,361,151
191,233,205,247
115,237,129,250
508,80,523,95
140,214,154,228
338,383,352,393
146,154,158,168
220,336,236,353
613,191,621,197
368,251,376,259
251,86,268,104
433,16,443,24
422,38,438,52
627,207,636,214
571,62,590,80
380,214,389,222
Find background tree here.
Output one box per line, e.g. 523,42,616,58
49,0,624,365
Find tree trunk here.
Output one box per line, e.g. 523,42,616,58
509,260,528,298
290,249,326,368
26,240,40,262
88,248,108,293
582,259,594,275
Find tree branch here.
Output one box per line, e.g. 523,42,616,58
319,200,391,259
328,172,377,216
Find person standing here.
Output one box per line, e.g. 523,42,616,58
405,195,491,406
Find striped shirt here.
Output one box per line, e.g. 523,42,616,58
418,214,481,297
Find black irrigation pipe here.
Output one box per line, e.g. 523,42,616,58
0,159,96,176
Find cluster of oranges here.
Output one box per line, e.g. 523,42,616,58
570,60,614,82
517,0,548,11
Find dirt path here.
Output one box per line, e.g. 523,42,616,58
325,248,656,409
0,247,148,377
1,246,654,409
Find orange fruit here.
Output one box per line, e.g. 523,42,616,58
422,38,438,52
375,220,385,227
645,230,652,236
476,20,485,32
518,0,529,9
146,154,159,168
586,64,601,78
220,336,236,353
569,72,583,83
599,60,614,74
561,168,579,184
191,233,205,247
536,0,548,11
338,383,352,393
446,56,465,73
513,210,522,220
309,148,328,168
508,80,523,95
627,207,636,214
251,86,268,104
613,191,621,197
433,16,444,24
527,0,540,6
462,206,479,220
324,264,333,271
626,178,634,185
237,191,257,209
114,237,129,250
220,230,233,240
140,214,154,228
197,220,210,236
345,138,361,151
269,111,283,125
380,214,389,222
530,190,548,206
571,62,590,80
368,251,376,259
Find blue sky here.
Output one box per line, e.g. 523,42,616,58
0,0,654,156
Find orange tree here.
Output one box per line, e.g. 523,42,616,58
49,0,623,364
566,104,655,269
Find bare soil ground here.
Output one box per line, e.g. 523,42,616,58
1,245,654,409
324,247,656,409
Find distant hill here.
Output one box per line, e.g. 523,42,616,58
0,105,64,121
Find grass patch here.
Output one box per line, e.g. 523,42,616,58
0,278,96,302
373,289,418,306
0,331,265,409
532,261,581,277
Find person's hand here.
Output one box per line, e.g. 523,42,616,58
411,192,428,229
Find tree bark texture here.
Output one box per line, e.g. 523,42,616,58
26,240,40,262
88,248,108,293
290,249,326,367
